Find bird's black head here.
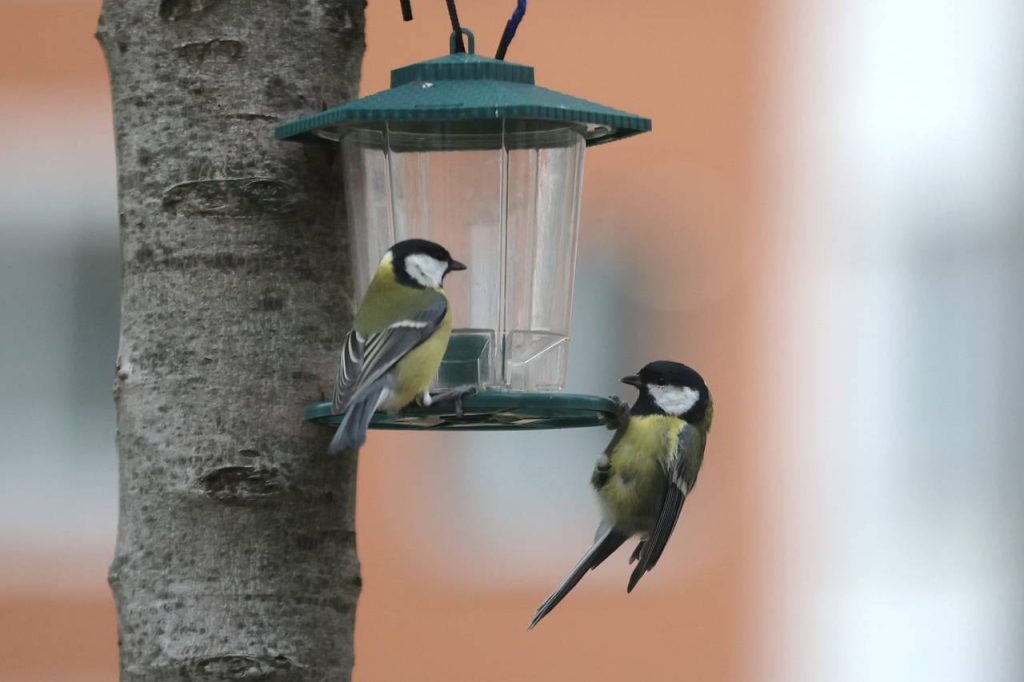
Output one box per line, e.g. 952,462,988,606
389,239,467,289
621,360,710,422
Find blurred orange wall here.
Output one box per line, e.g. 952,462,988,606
355,3,766,681
0,1,767,680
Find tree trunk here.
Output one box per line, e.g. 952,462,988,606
96,2,366,679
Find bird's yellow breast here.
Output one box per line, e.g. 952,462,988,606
598,415,681,534
381,305,452,411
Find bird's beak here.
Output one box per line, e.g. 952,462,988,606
448,259,467,272
621,374,642,388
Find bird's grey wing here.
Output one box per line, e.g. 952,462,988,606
331,297,447,415
627,422,705,592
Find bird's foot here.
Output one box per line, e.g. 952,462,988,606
420,384,478,418
590,454,613,488
601,395,631,430
629,540,646,565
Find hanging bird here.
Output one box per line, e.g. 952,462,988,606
528,360,713,628
328,239,469,455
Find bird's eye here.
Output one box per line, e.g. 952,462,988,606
656,378,667,385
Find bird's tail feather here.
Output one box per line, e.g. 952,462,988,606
528,522,627,629
328,382,385,455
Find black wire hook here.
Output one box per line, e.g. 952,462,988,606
398,0,482,56
445,0,466,53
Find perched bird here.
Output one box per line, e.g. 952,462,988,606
328,239,468,455
528,360,713,629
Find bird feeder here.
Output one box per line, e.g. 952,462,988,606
278,29,650,429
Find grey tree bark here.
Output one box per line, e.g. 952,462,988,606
96,1,366,679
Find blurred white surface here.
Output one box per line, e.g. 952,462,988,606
759,0,1024,681
0,97,119,559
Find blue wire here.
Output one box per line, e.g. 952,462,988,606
511,0,527,26
495,0,527,60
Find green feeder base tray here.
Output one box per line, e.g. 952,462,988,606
305,391,617,431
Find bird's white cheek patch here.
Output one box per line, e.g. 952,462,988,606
648,385,700,416
405,254,448,288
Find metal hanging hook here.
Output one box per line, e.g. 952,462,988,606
449,28,475,54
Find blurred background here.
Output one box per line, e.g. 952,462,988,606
1,0,1021,680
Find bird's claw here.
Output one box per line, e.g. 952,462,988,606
602,395,631,430
453,385,478,418
426,384,478,418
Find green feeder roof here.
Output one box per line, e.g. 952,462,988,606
275,29,651,147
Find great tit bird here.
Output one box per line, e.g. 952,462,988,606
528,360,713,629
328,239,467,455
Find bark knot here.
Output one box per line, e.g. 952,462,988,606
176,39,245,64
162,178,297,217
199,465,283,504
159,0,224,21
187,653,295,680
